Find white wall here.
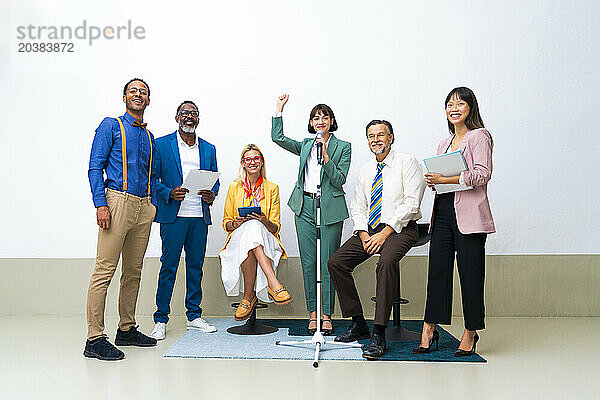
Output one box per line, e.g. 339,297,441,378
1,0,598,257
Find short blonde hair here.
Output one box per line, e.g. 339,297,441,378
237,144,267,182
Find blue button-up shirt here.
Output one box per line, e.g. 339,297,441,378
88,112,156,208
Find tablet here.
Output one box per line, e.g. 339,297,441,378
238,206,262,217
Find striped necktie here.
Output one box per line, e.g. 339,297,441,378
369,162,385,229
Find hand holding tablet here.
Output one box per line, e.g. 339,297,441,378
238,206,261,217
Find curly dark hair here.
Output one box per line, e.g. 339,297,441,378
123,78,150,96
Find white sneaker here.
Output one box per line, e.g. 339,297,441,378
150,322,166,340
187,317,217,333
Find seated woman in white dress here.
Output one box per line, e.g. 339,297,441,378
219,144,292,320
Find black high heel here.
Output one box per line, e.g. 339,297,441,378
321,319,334,336
454,332,479,357
412,329,440,354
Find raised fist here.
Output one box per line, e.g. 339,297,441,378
276,93,289,112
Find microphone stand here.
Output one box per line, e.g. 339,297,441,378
276,150,362,368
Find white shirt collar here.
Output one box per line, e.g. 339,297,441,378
375,149,395,166
176,131,198,149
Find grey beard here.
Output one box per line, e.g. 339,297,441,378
181,125,196,134
371,144,389,155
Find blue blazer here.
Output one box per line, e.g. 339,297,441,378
153,131,219,225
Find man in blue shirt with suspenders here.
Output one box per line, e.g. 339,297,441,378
85,78,157,361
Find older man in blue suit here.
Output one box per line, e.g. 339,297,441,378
150,100,219,339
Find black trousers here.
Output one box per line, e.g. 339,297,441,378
328,221,418,326
424,193,487,331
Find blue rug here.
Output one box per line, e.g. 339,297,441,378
164,319,486,362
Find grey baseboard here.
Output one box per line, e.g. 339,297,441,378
0,255,598,317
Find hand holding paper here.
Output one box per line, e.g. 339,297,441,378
170,186,189,201
198,190,215,204
182,170,220,194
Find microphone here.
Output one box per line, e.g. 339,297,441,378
316,130,323,165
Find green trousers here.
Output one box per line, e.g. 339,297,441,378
294,196,343,316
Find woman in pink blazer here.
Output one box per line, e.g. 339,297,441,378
413,87,495,357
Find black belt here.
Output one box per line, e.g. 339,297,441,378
303,191,318,198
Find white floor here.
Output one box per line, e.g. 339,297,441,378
1,316,599,400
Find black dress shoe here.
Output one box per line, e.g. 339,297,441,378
362,334,386,360
115,326,157,347
84,337,125,361
334,322,370,342
454,332,479,357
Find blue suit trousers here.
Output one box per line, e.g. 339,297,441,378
154,217,208,323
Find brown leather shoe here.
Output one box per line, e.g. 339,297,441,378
267,285,292,305
234,297,257,321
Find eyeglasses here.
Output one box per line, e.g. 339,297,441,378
179,110,199,118
242,156,262,164
128,88,148,95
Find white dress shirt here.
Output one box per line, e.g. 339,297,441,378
303,136,330,193
351,150,425,234
176,133,203,218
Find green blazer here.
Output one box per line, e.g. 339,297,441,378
271,116,351,225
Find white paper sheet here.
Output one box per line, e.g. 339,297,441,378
182,170,221,193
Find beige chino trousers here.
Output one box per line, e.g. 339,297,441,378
86,189,156,340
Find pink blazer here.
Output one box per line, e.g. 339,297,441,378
432,128,496,234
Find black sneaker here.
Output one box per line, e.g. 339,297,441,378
115,326,157,347
84,337,125,361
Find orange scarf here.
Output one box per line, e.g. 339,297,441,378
242,176,264,206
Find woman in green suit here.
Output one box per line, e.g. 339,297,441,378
271,93,351,335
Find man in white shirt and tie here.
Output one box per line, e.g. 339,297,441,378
328,119,425,359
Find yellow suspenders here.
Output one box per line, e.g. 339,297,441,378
116,117,153,196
